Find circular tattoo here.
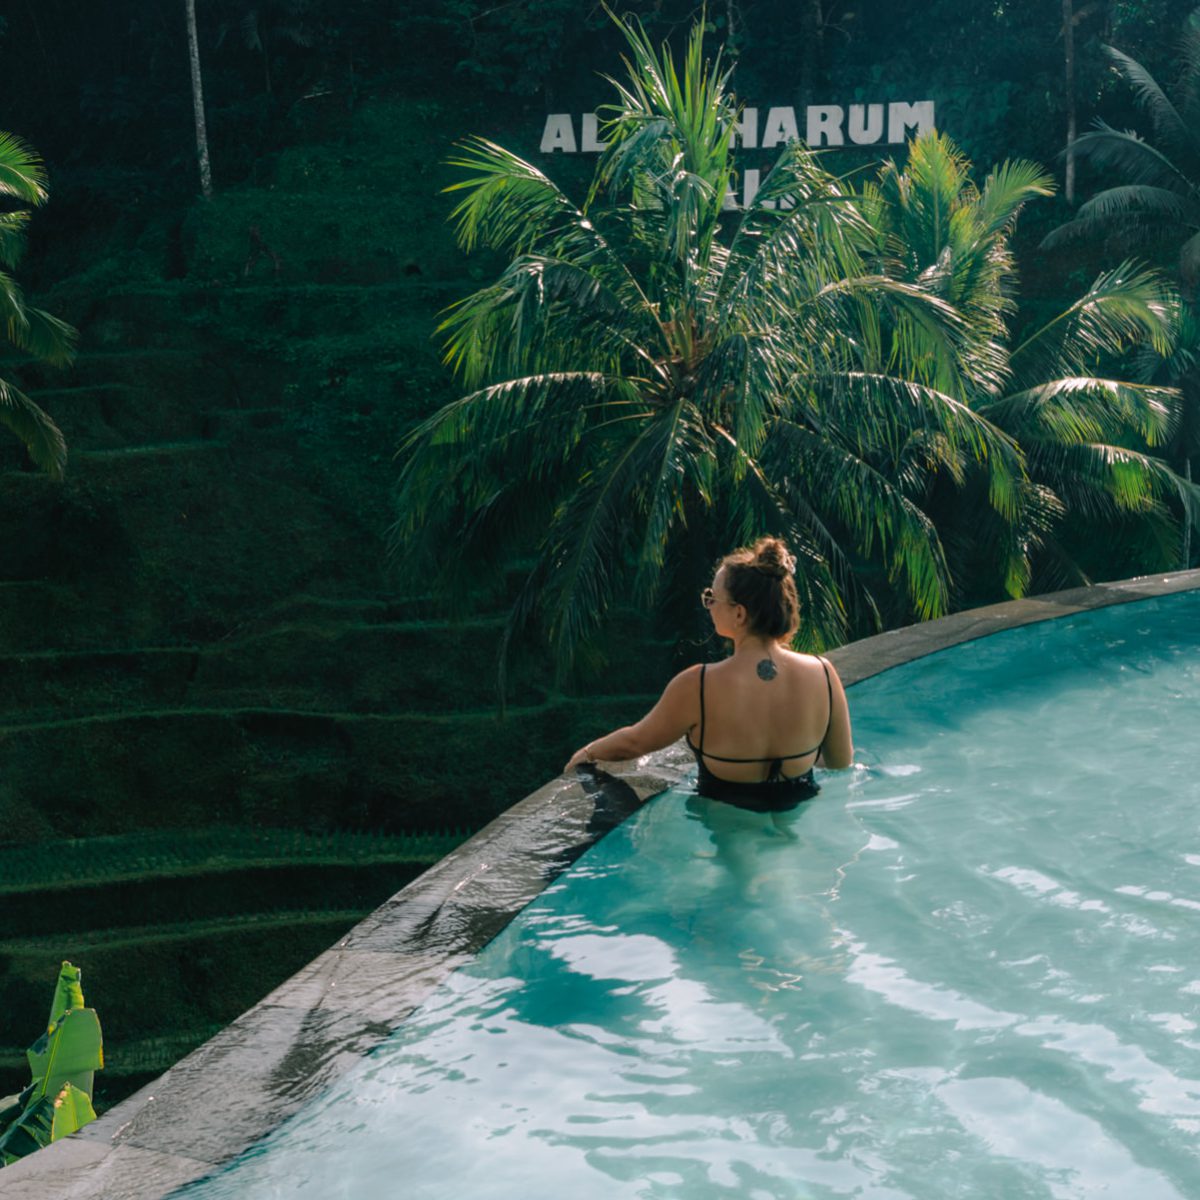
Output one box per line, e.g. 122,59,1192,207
756,657,777,681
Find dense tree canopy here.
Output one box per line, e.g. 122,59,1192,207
394,16,1193,682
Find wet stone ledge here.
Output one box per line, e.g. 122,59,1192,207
4,568,1199,1200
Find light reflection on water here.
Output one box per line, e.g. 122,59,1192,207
180,594,1200,1199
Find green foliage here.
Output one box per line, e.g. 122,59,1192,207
866,133,1193,593
1044,6,1200,566
0,962,102,1167
0,132,76,478
396,16,1028,681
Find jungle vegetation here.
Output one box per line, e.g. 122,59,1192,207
395,14,1197,679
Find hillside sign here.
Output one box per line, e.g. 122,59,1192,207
541,100,935,207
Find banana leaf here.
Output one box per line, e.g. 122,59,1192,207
45,962,85,1030
26,1008,103,1102
0,1094,54,1166
0,961,103,1168
48,1083,96,1142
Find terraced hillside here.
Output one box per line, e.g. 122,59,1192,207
0,829,466,1108
0,98,673,1109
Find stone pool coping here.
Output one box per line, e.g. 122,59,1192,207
5,568,1199,1199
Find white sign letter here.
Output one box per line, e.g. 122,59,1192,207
743,168,770,209
847,103,885,145
761,106,799,149
540,114,578,154
806,105,845,147
887,101,935,143
580,113,608,153
728,107,758,149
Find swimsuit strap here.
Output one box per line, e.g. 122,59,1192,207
819,656,833,754
698,663,707,754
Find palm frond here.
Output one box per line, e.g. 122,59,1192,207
974,159,1056,239
1010,262,1177,381
630,400,718,602
982,377,1176,447
6,305,78,367
595,10,736,269
1105,45,1195,159
1030,440,1200,521
1082,182,1199,226
0,132,47,205
446,139,615,266
437,254,656,386
764,417,952,619
0,378,66,478
394,372,639,538
0,209,30,270
1068,123,1196,194
826,370,1025,519
540,419,671,676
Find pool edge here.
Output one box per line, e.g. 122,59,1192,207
6,568,1199,1199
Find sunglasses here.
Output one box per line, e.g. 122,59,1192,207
700,587,733,609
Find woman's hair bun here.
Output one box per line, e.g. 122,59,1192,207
719,536,801,641
753,537,796,580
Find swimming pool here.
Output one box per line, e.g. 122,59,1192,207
169,588,1200,1200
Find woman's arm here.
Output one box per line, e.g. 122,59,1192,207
815,658,853,769
564,665,700,772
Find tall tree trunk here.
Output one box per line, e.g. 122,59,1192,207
798,0,822,111
1184,455,1194,568
1063,0,1077,205
186,0,213,199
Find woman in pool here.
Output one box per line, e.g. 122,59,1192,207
565,537,853,810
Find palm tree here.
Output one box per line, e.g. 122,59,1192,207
0,132,76,478
1042,12,1200,566
393,16,1022,679
867,133,1194,594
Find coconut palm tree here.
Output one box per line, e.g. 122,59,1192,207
0,132,76,478
393,17,1023,678
868,132,1195,595
1042,11,1200,566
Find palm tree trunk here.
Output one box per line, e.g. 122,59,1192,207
185,0,213,199
1063,0,1077,205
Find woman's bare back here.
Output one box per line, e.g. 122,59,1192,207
690,650,836,782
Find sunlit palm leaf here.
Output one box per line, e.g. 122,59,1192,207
0,132,46,205
1010,262,1176,380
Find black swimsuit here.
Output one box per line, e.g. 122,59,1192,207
685,659,834,812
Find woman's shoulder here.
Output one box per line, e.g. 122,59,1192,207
779,648,830,669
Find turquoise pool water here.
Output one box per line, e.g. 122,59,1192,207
183,593,1200,1199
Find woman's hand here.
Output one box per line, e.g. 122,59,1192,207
564,745,595,773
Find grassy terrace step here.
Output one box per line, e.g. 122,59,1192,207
0,695,649,836
0,907,372,1058
73,441,228,459
0,863,428,940
0,1024,228,1078
0,826,468,894
0,617,659,718
0,908,371,954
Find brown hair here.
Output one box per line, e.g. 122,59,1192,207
719,536,800,641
